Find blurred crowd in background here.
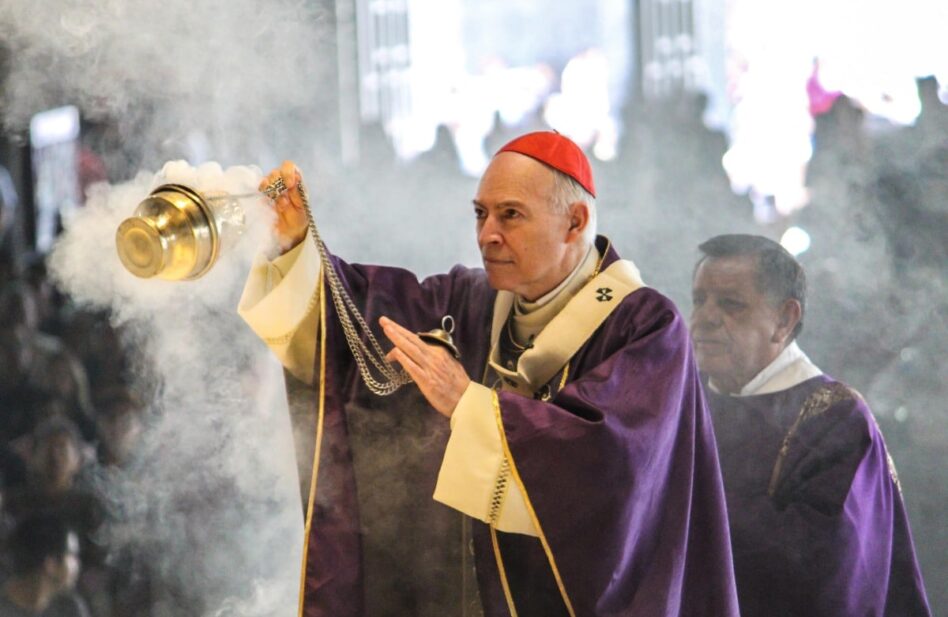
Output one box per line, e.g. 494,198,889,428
0,238,154,613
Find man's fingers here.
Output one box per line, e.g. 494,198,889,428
278,161,305,209
280,160,299,190
259,169,280,192
380,315,417,340
259,162,300,195
274,196,292,224
382,319,469,416
275,194,299,216
276,201,295,230
389,348,425,383
288,190,304,210
379,317,430,362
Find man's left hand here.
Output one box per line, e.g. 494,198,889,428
380,316,470,418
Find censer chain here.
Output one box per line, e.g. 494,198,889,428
294,181,412,396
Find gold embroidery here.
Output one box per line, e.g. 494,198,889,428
885,450,903,494
768,383,854,498
489,459,512,524
799,382,853,423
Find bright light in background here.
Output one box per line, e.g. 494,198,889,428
389,0,630,173
543,48,618,161
30,105,81,252
722,0,948,219
29,105,80,149
389,0,945,190
781,226,812,256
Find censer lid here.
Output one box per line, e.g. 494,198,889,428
116,217,166,277
115,184,218,280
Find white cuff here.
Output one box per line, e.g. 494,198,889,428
434,383,537,536
237,232,320,343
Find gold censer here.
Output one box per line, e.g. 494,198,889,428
116,184,246,280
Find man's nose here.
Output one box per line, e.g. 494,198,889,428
691,303,721,331
477,216,502,247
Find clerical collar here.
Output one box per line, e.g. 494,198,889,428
710,341,823,397
509,245,598,347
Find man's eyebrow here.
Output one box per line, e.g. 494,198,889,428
693,284,743,295
471,199,527,208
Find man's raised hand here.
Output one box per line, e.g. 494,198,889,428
380,316,471,417
260,160,308,253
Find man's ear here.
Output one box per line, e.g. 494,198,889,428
565,202,590,241
773,298,802,344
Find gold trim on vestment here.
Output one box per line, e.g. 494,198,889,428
491,390,577,617
557,362,570,392
593,239,609,278
866,410,903,494
884,449,903,494
298,269,327,616
490,524,520,617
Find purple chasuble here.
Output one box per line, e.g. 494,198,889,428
708,375,931,616
300,237,739,616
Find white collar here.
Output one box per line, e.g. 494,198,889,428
710,341,823,397
515,245,596,313
509,245,597,344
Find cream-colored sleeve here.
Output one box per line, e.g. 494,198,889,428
433,382,538,536
238,233,322,384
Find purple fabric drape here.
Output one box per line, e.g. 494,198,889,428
709,375,931,617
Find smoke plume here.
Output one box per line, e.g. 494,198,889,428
49,162,302,617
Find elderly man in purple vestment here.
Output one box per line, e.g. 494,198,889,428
238,132,739,617
690,234,931,617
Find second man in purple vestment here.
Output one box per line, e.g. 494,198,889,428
690,234,931,616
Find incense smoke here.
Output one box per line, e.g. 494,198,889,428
0,0,334,172
47,162,302,617
0,1,335,612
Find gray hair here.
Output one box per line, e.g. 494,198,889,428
550,170,597,244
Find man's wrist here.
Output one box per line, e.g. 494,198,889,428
441,378,472,419
279,233,307,255
449,381,490,429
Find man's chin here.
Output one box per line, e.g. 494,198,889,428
695,356,732,381
484,270,511,291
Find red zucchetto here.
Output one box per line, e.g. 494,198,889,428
496,131,596,197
